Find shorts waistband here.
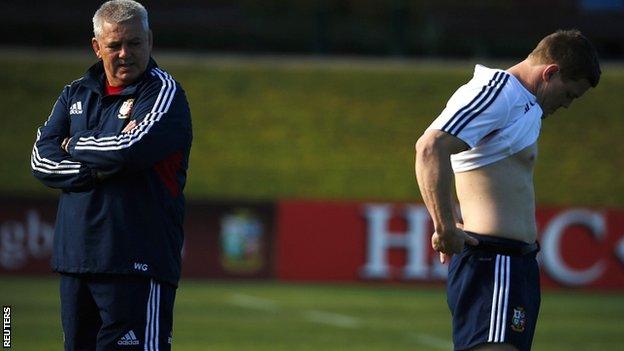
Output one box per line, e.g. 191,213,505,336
466,232,540,256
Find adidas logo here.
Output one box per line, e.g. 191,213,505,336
69,101,83,115
117,330,140,346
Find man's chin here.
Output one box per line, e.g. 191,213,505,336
115,72,140,86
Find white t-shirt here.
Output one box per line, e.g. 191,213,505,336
427,65,542,172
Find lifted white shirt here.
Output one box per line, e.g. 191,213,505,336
427,65,542,172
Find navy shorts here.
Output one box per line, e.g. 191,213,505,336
60,273,176,351
447,233,541,351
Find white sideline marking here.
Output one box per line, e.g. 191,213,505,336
303,310,361,329
407,333,453,350
227,294,279,312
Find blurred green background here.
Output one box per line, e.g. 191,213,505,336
3,53,623,206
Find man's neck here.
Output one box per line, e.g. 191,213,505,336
507,59,544,96
105,80,125,96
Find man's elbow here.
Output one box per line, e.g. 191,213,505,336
31,169,44,182
416,130,467,160
415,133,439,162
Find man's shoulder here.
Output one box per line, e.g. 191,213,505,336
61,76,93,98
139,66,182,92
133,67,189,114
61,73,86,87
446,67,513,116
135,67,189,108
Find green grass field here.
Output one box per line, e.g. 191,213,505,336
2,276,623,350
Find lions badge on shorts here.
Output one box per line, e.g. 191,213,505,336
511,307,526,332
118,98,134,119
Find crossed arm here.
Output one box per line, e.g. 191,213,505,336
61,120,137,153
31,89,97,191
32,78,191,192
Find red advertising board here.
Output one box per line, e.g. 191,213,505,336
3,198,624,289
0,198,276,280
0,198,57,276
182,201,276,279
275,200,624,290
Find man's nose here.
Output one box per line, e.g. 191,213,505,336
119,44,129,58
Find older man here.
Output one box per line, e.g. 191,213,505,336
415,30,600,351
31,1,192,350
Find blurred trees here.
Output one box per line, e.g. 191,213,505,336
1,0,621,59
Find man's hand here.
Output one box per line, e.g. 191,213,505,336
432,227,479,264
61,137,71,152
122,120,138,133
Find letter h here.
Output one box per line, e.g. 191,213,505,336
360,204,431,280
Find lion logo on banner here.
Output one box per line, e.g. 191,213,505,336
220,209,264,274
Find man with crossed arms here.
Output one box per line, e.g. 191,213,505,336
31,1,192,349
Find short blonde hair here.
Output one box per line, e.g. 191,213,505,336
93,0,149,38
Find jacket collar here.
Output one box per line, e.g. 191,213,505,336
80,57,158,96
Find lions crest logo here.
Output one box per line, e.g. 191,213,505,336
511,307,526,332
220,209,265,274
118,98,135,119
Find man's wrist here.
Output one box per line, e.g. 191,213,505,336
434,223,458,236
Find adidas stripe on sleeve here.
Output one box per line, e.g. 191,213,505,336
428,70,511,148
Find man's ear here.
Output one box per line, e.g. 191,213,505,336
543,64,560,81
92,37,101,59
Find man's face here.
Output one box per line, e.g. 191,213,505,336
92,17,152,87
537,72,591,118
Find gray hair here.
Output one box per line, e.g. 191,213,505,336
93,0,149,38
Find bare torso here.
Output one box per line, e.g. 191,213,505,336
454,142,538,243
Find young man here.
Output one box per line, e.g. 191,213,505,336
30,1,192,350
415,30,600,351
